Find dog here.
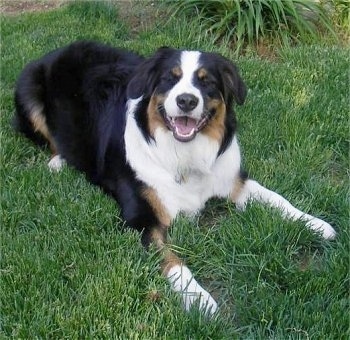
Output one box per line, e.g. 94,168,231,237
13,41,336,315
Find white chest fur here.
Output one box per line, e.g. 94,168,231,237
124,98,241,218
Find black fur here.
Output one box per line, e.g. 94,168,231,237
14,41,158,241
14,41,246,245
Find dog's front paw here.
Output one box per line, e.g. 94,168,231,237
182,286,218,316
306,217,336,239
167,265,218,316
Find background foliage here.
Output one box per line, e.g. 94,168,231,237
170,0,346,54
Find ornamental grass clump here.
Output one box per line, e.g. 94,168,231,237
172,0,335,53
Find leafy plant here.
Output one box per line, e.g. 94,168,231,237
170,0,335,53
330,0,350,29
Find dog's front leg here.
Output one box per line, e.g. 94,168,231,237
142,224,218,316
142,188,218,316
232,179,336,239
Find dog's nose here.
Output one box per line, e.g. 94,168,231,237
176,93,199,112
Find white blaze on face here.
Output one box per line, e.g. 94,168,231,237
163,51,204,121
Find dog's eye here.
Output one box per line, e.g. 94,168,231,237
198,75,215,88
161,71,181,84
171,72,181,81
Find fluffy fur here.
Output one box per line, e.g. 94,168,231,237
14,41,336,316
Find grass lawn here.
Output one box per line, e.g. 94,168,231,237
1,1,349,338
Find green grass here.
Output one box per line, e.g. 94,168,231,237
1,1,349,338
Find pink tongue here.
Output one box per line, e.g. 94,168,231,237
173,116,197,135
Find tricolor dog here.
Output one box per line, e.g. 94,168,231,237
14,41,336,315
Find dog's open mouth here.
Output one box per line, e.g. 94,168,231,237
165,116,208,142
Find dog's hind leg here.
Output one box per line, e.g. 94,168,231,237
232,179,336,239
47,154,65,172
14,60,65,172
14,100,65,172
28,107,65,172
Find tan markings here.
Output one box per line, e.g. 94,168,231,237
197,67,208,80
201,98,226,142
147,94,168,137
30,106,49,139
142,187,171,226
143,188,182,275
150,226,167,250
150,227,183,275
230,175,245,203
161,248,183,275
171,66,182,78
29,105,57,154
48,141,58,156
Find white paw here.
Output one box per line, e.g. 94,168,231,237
48,155,65,172
167,265,218,316
182,285,218,316
306,217,336,240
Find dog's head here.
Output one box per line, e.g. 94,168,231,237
127,47,247,144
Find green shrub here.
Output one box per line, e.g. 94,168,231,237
171,0,335,53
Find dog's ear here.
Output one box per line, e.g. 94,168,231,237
217,55,247,106
127,47,174,99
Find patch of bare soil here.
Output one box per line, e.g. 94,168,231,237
0,0,65,15
117,0,166,36
1,0,164,38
